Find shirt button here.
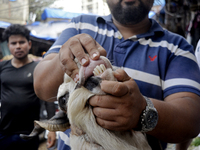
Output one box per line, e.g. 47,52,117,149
118,36,122,39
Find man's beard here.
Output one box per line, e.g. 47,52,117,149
109,1,150,25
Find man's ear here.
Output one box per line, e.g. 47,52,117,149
7,41,9,48
28,40,32,50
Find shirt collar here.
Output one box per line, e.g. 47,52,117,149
97,14,112,23
135,19,165,39
95,14,165,39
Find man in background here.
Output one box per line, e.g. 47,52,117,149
0,24,56,150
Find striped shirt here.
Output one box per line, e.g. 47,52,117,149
45,14,200,149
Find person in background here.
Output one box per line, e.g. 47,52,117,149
191,12,200,50
195,39,200,68
33,0,200,149
0,24,56,150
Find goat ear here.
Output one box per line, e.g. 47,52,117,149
57,74,76,101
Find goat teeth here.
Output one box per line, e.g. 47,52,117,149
100,64,106,71
93,64,106,76
93,66,101,76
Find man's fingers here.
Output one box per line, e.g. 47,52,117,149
93,107,130,131
89,95,122,108
66,35,90,66
96,42,107,57
78,34,107,61
59,43,80,81
100,80,130,96
93,107,116,121
95,118,127,131
100,69,134,96
113,69,132,82
59,34,106,81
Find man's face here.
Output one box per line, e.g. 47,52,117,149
8,35,31,60
107,0,154,25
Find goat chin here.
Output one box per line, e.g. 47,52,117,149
68,87,152,150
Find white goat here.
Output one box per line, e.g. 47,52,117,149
21,56,152,150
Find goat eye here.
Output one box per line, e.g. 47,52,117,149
59,96,66,105
58,93,69,112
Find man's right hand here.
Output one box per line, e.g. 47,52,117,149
59,33,107,82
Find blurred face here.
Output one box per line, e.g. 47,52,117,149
107,0,154,25
8,35,31,60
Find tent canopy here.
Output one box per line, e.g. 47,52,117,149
41,8,84,20
27,20,70,41
0,21,11,29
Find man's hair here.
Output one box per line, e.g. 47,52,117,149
2,24,30,42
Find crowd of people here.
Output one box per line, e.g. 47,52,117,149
0,0,200,150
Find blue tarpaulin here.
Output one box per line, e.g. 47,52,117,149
0,21,11,29
41,8,84,20
30,33,57,41
26,20,71,41
0,20,57,41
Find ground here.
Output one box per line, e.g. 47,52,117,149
39,140,48,150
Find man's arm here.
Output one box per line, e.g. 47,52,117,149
152,92,200,143
176,139,193,150
47,131,57,148
34,54,64,101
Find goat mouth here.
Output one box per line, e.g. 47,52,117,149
78,56,113,86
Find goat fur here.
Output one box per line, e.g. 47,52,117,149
61,74,151,150
21,56,152,150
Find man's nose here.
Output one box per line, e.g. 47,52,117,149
16,43,21,48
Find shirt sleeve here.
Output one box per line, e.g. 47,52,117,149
44,18,79,57
163,37,200,97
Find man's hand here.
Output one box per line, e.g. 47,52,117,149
59,33,107,82
47,131,56,148
89,69,147,131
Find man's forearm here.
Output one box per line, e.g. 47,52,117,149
149,93,200,143
34,53,64,101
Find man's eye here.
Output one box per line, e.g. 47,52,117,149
19,41,25,44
